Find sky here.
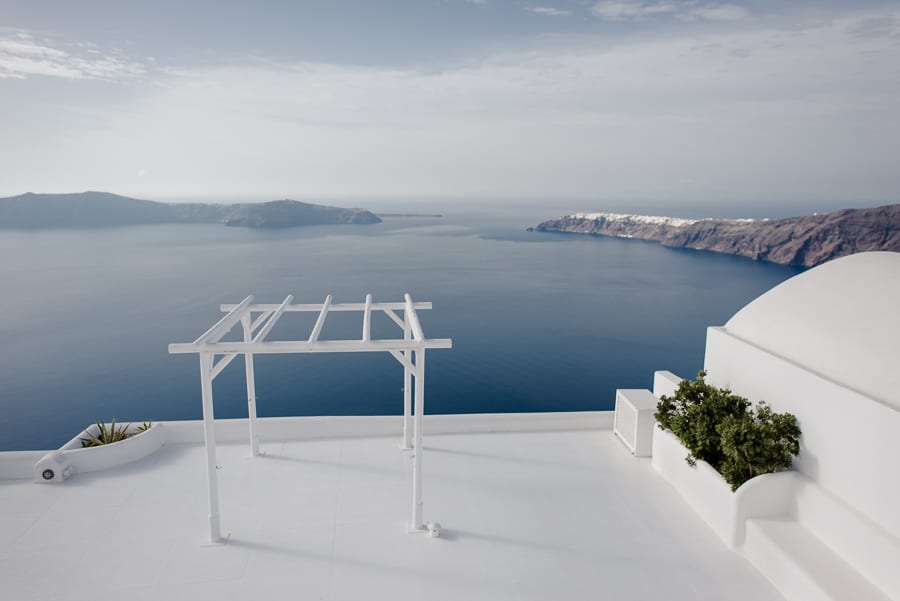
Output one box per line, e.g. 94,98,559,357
1,0,899,207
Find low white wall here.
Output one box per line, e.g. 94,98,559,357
652,370,682,399
0,451,48,480
163,411,614,444
1,411,614,480
652,426,799,548
652,426,735,546
704,326,900,542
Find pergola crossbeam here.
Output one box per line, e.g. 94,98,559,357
194,295,254,345
169,339,451,355
221,301,432,313
404,293,425,342
250,311,273,335
308,295,332,343
252,294,293,343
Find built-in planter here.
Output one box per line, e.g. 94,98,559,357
651,425,797,547
34,422,165,483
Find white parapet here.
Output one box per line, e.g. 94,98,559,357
652,370,682,399
2,412,616,482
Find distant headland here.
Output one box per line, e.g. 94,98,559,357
377,213,443,218
0,191,381,229
529,204,900,268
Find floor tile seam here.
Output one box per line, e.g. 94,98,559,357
327,437,344,599
150,536,253,588
3,512,42,548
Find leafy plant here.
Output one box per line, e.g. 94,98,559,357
655,371,801,491
80,418,132,447
655,371,749,468
137,421,153,433
717,402,801,491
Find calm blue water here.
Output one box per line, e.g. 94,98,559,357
0,202,803,451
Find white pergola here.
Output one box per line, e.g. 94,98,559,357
168,293,452,542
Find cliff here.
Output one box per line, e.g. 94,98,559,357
531,204,900,267
0,192,381,229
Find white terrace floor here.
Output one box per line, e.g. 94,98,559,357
0,420,784,601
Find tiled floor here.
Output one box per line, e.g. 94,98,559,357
0,429,784,600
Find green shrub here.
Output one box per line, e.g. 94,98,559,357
717,402,801,491
655,371,801,491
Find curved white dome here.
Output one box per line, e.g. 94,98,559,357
724,252,900,410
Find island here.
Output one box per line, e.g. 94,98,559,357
0,191,381,229
376,213,443,218
529,204,900,267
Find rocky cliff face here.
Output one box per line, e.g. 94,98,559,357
531,205,900,267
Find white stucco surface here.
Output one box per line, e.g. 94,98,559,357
724,251,900,410
0,418,785,601
701,251,900,600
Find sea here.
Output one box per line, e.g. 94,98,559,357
0,199,808,451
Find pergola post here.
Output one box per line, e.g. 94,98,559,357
241,315,260,456
411,347,425,531
402,312,412,450
199,352,222,543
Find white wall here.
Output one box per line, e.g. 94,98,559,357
704,326,900,541
723,252,900,411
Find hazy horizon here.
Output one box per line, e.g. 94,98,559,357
3,1,899,207
1,188,887,221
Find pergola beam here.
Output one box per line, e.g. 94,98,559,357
252,294,293,343
221,301,432,313
308,295,332,343
169,338,451,355
404,293,425,342
194,295,254,345
249,311,273,335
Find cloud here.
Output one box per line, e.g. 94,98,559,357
527,7,574,17
591,1,679,20
847,14,900,39
0,32,145,80
591,1,748,22
688,4,748,21
2,9,898,203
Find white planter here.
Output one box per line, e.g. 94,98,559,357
651,425,796,547
34,422,165,483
